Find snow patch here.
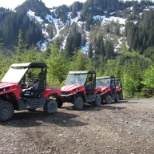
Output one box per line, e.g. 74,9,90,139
102,16,126,25
27,10,43,23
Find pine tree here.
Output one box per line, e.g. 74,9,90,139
65,24,81,56
46,42,69,85
88,43,93,58
15,29,27,62
105,40,114,59
70,50,93,70
142,64,154,89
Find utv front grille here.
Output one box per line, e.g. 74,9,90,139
61,91,69,95
0,87,9,93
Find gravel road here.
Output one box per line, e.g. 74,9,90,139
0,98,154,154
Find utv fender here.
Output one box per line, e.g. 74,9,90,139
1,92,24,110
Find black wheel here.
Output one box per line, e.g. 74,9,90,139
101,96,105,104
114,93,119,103
44,99,57,114
57,100,63,108
0,101,14,122
73,97,84,110
94,95,101,106
105,95,112,104
28,108,36,112
119,92,123,100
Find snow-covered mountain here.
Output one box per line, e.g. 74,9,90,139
31,8,127,52
0,0,154,53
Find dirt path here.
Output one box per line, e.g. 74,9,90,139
0,98,154,154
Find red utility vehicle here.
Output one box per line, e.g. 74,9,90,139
60,70,102,110
96,76,119,104
0,62,61,122
115,78,123,100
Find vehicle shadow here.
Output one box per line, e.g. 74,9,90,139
62,103,125,111
115,99,128,104
1,99,129,127
101,105,125,110
0,110,88,128
116,98,140,104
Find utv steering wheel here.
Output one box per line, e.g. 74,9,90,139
25,82,33,88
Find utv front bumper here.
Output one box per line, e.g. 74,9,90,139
61,92,76,102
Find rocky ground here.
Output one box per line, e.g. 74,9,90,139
0,98,154,154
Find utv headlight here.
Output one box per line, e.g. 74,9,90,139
73,88,78,92
102,89,106,94
2,87,9,92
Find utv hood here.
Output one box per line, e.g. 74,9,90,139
61,84,83,91
100,86,111,93
0,82,17,89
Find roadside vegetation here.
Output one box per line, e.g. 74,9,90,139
0,32,154,98
0,0,154,98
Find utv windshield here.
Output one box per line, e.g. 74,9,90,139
115,80,120,86
96,78,111,87
1,67,28,83
65,74,87,85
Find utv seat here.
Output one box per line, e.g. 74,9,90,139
22,79,45,98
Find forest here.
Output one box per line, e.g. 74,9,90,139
0,32,153,98
0,0,154,98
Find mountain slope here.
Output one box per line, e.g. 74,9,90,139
0,0,154,55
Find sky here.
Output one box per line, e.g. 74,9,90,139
0,0,87,10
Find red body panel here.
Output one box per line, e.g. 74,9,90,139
61,84,86,95
0,82,22,99
115,86,122,93
61,84,101,96
44,86,61,97
99,86,112,94
0,82,61,99
94,87,102,94
0,62,62,122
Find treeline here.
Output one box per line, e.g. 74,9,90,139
65,24,115,59
0,0,154,51
62,2,154,57
0,0,154,98
0,8,43,49
126,9,154,53
0,37,154,98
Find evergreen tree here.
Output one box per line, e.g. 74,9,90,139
126,10,154,53
70,50,93,70
88,43,93,58
65,24,81,56
46,42,69,85
105,40,114,59
15,29,27,62
92,32,105,59
142,64,154,89
143,46,154,61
